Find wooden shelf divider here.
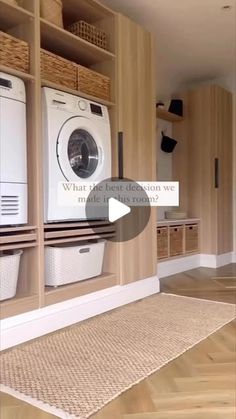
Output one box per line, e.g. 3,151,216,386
0,65,35,81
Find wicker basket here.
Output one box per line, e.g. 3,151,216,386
157,227,168,259
77,65,110,101
45,241,105,286
170,226,184,257
185,224,199,253
40,0,63,28
67,21,108,50
0,250,22,301
0,31,29,73
41,49,77,89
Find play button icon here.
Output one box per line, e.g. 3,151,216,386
108,198,131,223
85,177,151,242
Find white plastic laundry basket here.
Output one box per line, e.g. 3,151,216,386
45,240,106,286
0,250,22,301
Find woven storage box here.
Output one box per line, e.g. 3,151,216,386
67,20,108,50
0,250,22,301
40,0,63,28
185,224,199,253
0,31,29,73
45,241,105,287
41,49,77,89
170,226,184,257
157,227,168,259
77,65,110,101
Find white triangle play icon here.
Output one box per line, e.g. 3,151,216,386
108,198,131,223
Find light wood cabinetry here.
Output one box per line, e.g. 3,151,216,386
173,85,233,255
0,1,157,318
116,14,157,284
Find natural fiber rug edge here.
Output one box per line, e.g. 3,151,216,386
1,294,236,419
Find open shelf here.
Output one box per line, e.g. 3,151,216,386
0,245,40,319
156,107,184,123
40,19,115,67
44,221,112,229
62,0,115,24
45,233,116,246
0,0,34,31
44,272,116,306
0,226,38,250
0,293,38,319
41,79,115,107
0,65,35,81
44,225,115,240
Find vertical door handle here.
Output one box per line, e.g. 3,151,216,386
215,158,219,189
118,132,124,179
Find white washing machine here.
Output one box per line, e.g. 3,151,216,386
0,73,28,226
42,87,111,222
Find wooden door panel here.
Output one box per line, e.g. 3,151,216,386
117,14,157,284
214,86,233,254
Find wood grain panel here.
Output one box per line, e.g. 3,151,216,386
117,14,157,284
173,85,233,255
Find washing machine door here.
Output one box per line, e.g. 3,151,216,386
57,116,103,181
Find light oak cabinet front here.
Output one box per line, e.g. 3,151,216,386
116,14,157,284
173,85,233,255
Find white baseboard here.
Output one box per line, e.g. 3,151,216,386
0,275,160,350
159,252,235,278
200,252,234,268
158,254,200,279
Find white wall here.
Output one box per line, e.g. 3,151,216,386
157,119,173,219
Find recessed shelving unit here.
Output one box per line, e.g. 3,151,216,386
0,0,34,31
41,79,115,107
0,0,118,319
156,107,184,123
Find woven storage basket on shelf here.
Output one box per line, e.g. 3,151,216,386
157,227,168,259
67,20,108,50
185,224,199,253
0,31,29,73
77,65,110,101
0,250,22,301
40,0,63,28
41,49,77,89
170,226,184,257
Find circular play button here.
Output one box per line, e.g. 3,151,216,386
85,177,151,242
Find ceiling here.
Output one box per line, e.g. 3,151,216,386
101,0,236,98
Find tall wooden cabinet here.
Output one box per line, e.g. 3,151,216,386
173,85,233,255
116,14,157,283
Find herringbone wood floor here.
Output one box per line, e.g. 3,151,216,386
1,264,236,419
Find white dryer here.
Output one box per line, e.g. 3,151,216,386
42,87,111,222
0,73,27,226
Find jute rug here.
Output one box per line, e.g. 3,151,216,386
1,293,235,419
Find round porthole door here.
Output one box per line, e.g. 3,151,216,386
57,117,103,181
